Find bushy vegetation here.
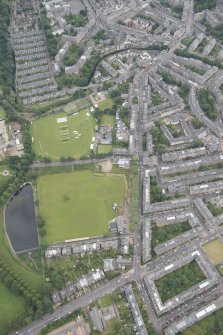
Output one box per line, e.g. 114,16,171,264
0,0,14,101
185,64,205,75
155,260,206,302
191,117,204,129
120,107,129,126
188,139,203,149
58,51,100,87
92,29,107,43
0,257,50,328
40,7,59,58
151,221,191,251
174,48,223,69
196,37,208,53
160,0,183,16
65,11,88,27
63,44,84,67
194,0,217,13
151,121,168,154
0,108,35,206
150,176,170,203
159,71,190,108
181,37,194,47
110,291,135,334
209,23,223,45
167,124,184,138
150,87,164,106
46,249,118,291
206,201,223,217
180,308,223,335
198,88,218,121
132,96,138,104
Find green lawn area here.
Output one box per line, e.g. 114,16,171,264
98,98,114,111
37,170,127,243
98,144,112,154
0,174,9,188
100,295,113,308
0,164,13,188
101,114,115,127
0,281,27,334
31,109,96,160
0,105,6,118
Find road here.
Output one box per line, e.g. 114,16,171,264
10,1,204,334
11,272,134,335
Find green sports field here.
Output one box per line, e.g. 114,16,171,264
31,109,95,160
0,281,27,334
37,170,127,243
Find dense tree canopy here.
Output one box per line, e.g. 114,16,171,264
194,0,217,13
0,0,14,96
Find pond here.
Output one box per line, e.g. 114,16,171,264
5,184,39,253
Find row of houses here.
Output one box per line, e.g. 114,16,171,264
45,236,131,259
52,269,105,304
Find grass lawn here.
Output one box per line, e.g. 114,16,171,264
31,109,95,160
37,170,127,243
203,239,223,265
0,105,6,118
0,210,43,290
98,144,112,154
0,174,9,188
0,281,27,334
100,295,113,308
98,98,114,111
101,114,115,127
0,164,13,188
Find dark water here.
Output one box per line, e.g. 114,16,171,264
5,184,39,253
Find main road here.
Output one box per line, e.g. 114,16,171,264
10,271,135,335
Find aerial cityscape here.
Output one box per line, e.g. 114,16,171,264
1,0,223,334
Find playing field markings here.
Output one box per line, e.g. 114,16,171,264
57,119,72,142
57,117,67,123
39,141,43,152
